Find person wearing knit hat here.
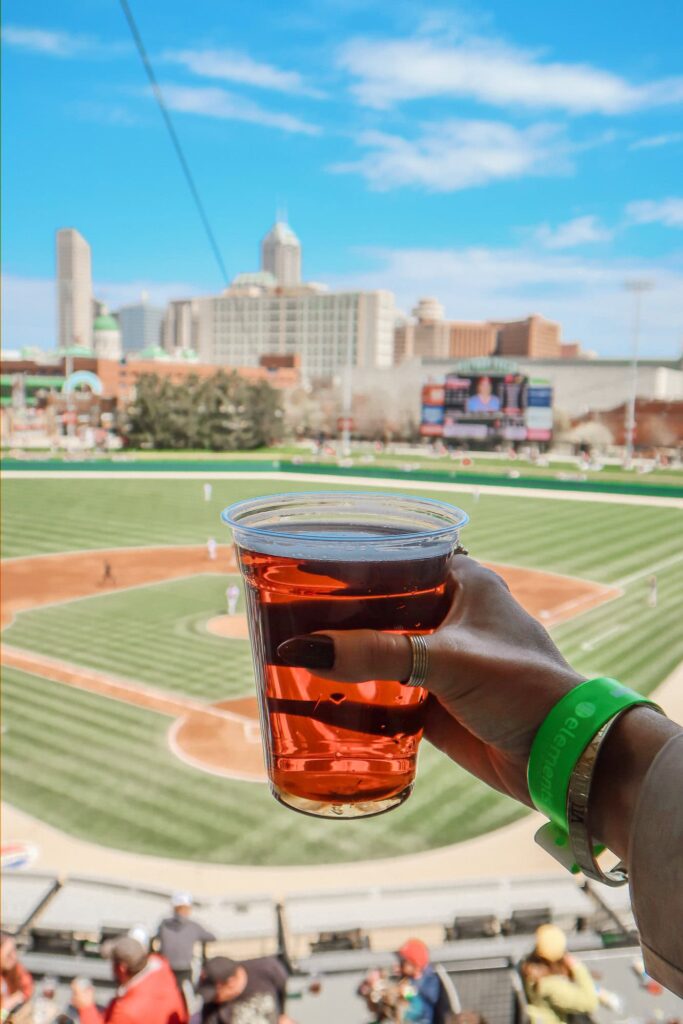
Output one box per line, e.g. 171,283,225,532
395,938,443,1023
534,925,567,963
520,926,598,1024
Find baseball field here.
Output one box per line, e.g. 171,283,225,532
2,472,682,867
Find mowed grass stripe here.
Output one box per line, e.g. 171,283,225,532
3,576,250,702
2,477,676,569
553,564,683,692
3,667,528,864
2,478,681,865
555,563,682,646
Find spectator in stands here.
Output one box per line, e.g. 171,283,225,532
277,555,683,998
157,892,215,1002
70,935,187,1024
358,940,450,1024
33,975,60,1024
1,934,33,1023
196,954,292,1024
396,940,445,1024
520,925,598,1024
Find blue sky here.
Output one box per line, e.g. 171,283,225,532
3,0,682,355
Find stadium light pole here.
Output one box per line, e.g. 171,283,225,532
623,279,654,466
340,304,354,456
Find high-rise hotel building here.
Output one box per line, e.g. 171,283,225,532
163,221,395,380
56,228,93,350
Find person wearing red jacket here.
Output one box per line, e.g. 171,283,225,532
71,936,188,1024
1,934,34,1020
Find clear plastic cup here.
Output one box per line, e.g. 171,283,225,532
222,492,467,818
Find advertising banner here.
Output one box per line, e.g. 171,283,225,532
422,405,444,425
422,384,445,406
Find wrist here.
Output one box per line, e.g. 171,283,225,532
589,706,679,861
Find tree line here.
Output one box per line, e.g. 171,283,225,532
124,372,283,450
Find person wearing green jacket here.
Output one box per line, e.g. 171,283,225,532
520,925,598,1024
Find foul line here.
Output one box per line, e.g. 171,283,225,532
1,644,254,727
614,550,683,588
581,624,627,652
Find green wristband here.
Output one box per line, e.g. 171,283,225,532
527,678,656,832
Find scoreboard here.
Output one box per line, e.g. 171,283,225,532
420,360,553,445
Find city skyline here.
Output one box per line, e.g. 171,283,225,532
3,0,683,356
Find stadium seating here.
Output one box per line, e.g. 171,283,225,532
3,870,682,1023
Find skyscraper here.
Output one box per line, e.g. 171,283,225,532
166,219,395,379
117,296,165,353
56,228,93,350
261,220,301,285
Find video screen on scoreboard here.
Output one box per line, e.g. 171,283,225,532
420,372,552,442
442,372,527,440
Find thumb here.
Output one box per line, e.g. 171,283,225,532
277,629,413,684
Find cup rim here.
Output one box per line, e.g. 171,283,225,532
221,490,468,545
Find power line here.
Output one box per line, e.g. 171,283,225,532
118,0,229,286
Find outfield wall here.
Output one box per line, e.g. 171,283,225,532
2,457,682,499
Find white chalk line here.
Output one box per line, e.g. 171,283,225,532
614,550,683,588
580,624,627,652
1,644,255,728
166,717,265,785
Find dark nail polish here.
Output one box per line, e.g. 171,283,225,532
277,635,335,670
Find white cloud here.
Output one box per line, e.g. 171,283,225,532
534,216,613,250
69,101,140,126
626,198,683,228
629,132,683,150
337,35,683,114
2,24,127,59
1,275,205,350
331,119,570,191
163,49,324,98
158,84,320,135
2,25,94,57
327,247,683,358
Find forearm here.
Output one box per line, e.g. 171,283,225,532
589,706,681,861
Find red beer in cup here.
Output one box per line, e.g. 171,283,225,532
222,492,467,818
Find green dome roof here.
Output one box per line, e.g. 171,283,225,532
139,345,171,360
61,344,93,357
180,349,199,361
94,315,120,332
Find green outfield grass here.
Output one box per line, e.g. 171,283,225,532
1,475,682,864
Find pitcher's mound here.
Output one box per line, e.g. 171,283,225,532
206,614,250,639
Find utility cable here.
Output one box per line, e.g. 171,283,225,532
118,0,230,286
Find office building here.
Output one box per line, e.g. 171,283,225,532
56,228,93,350
395,298,497,363
495,314,561,358
117,298,165,354
166,221,396,379
261,220,301,285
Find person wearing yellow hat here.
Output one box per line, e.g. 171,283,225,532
520,926,598,1024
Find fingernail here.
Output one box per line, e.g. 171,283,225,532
277,635,335,669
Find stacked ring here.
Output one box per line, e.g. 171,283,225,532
404,633,430,688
